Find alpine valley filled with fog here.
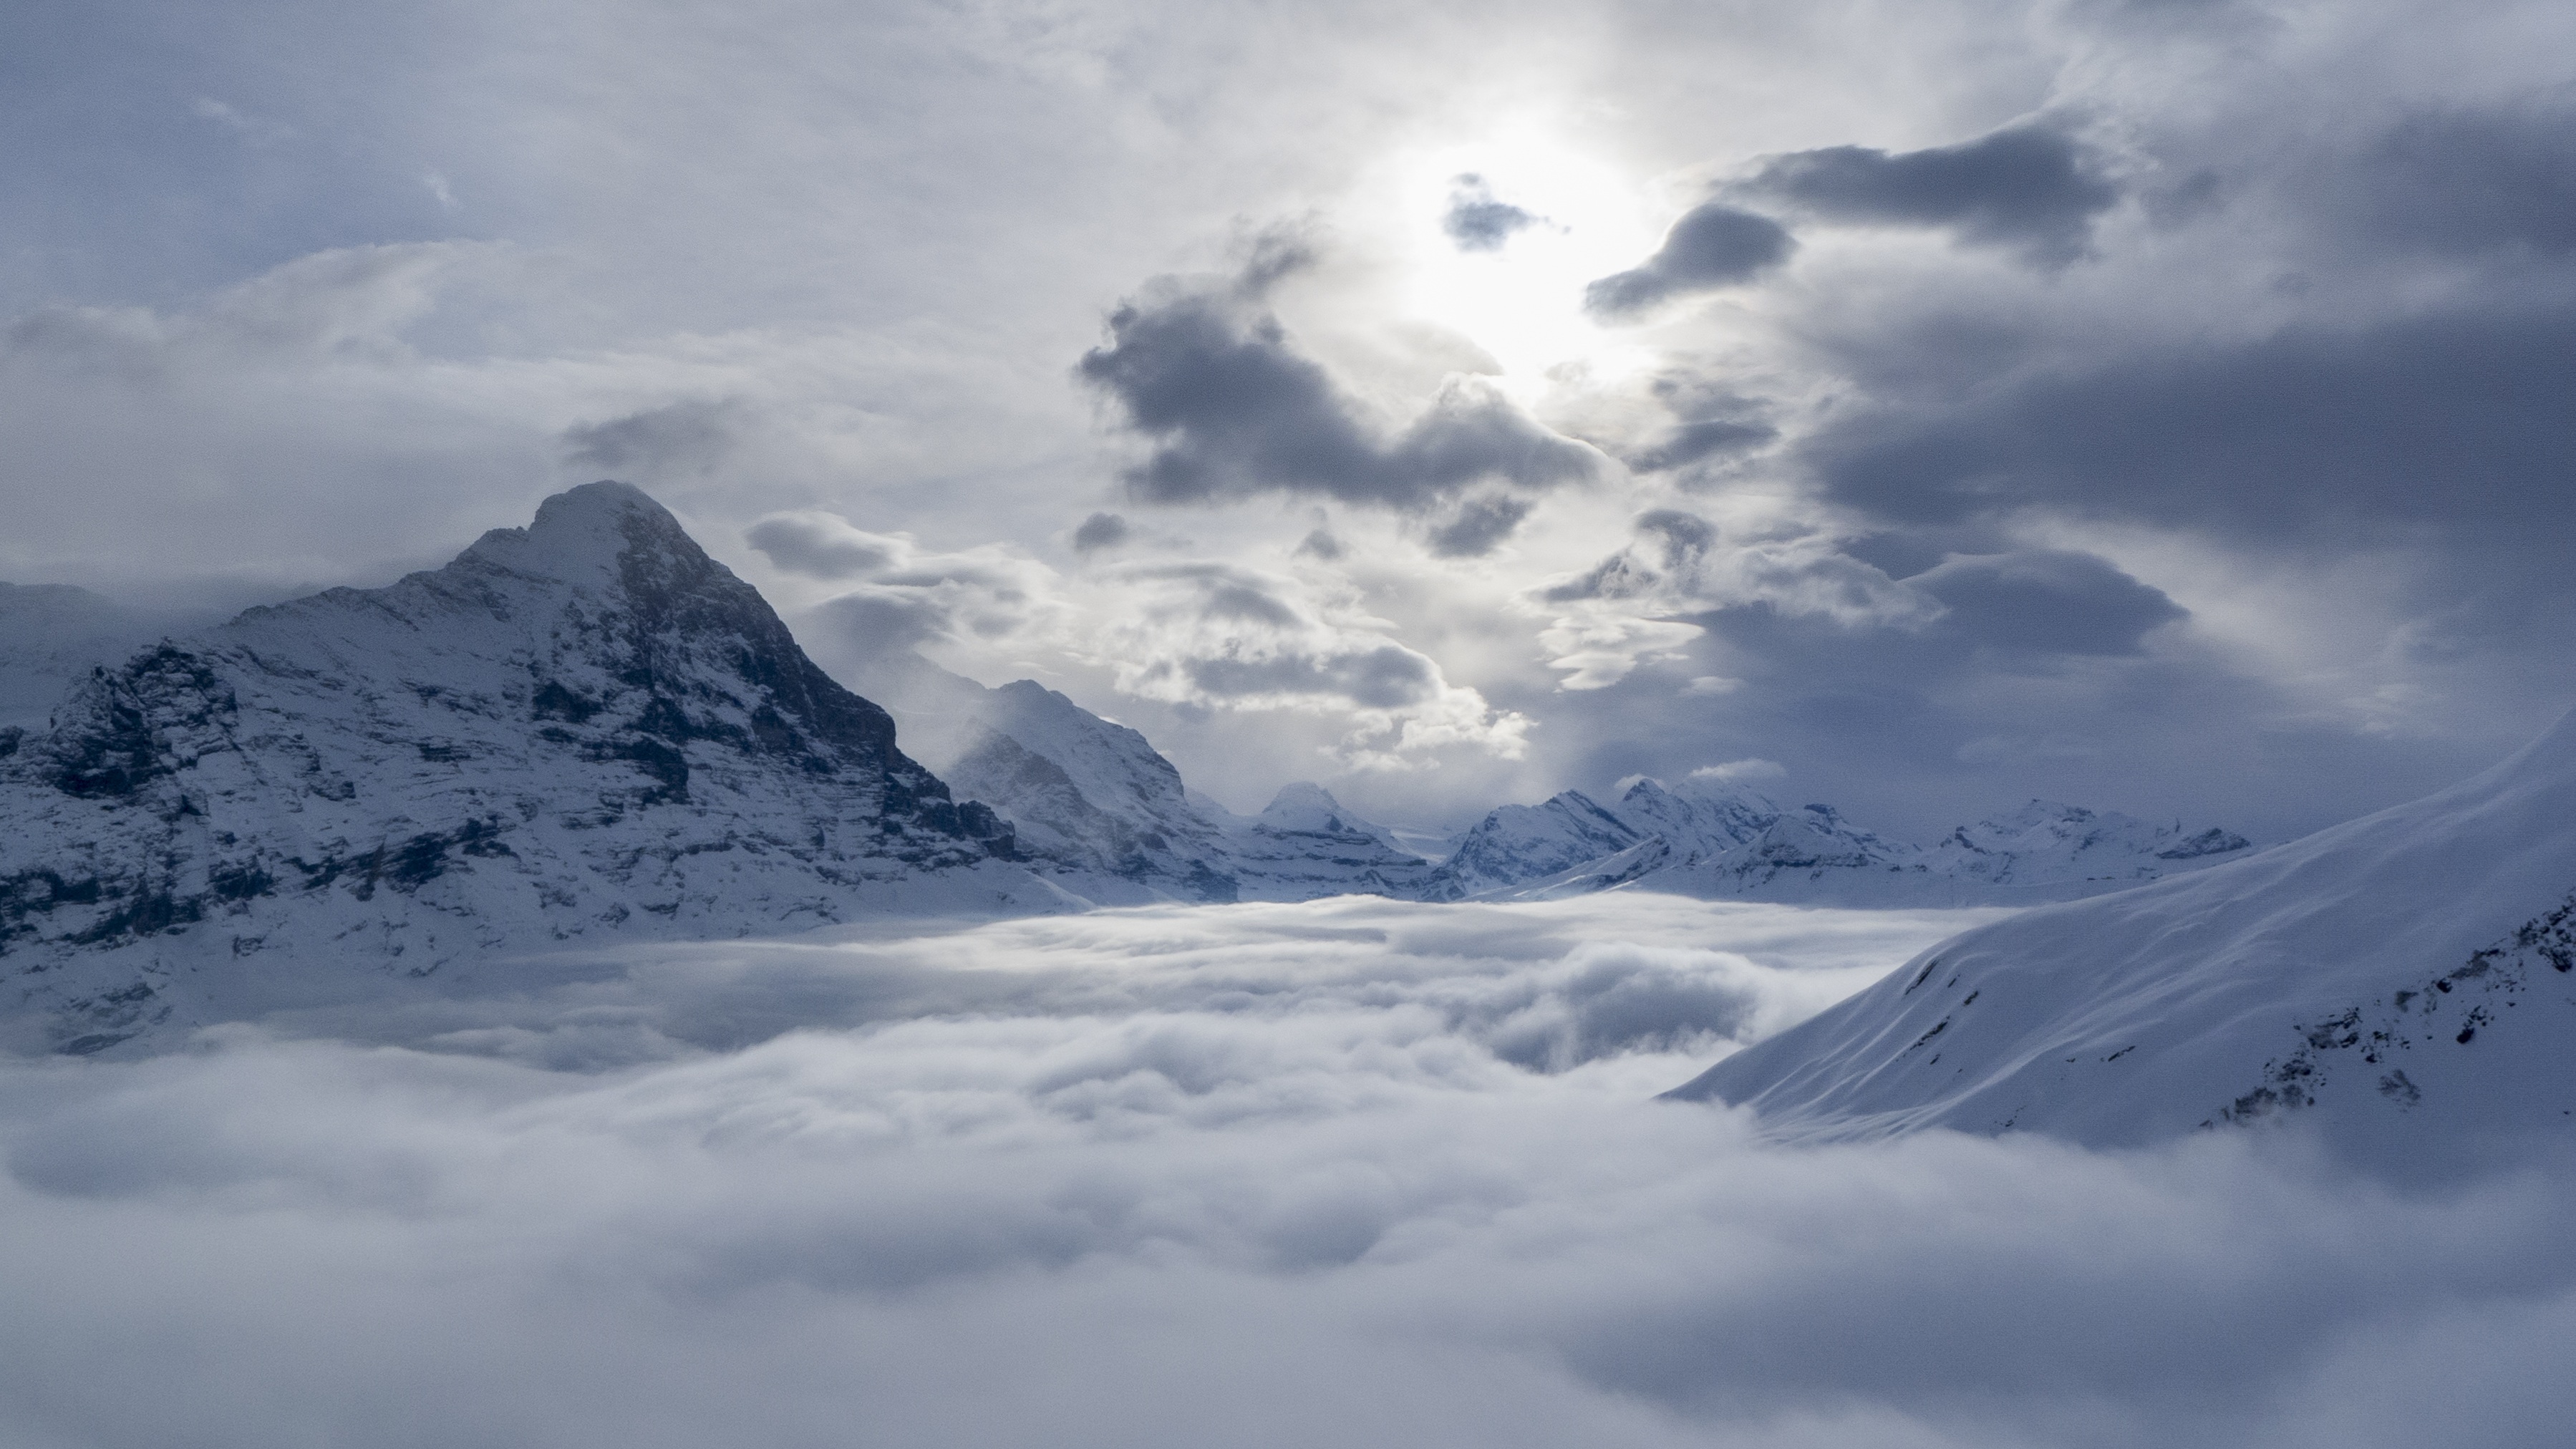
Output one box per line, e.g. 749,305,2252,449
8,1,2576,1446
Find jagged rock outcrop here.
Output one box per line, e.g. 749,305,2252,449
0,483,1054,1055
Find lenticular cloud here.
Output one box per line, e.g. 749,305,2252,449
3,897,2572,1449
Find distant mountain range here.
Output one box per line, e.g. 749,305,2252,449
1420,778,2250,906
0,483,2248,1054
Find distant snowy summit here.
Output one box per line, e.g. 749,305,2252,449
1418,775,2251,906
825,651,1433,903
1671,706,2576,1173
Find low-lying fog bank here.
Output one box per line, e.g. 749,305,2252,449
4,897,2569,1448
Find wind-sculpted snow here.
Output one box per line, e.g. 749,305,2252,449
1673,707,2576,1175
3,894,2573,1449
0,483,1047,1056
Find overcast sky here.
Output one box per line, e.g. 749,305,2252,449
6,0,2573,838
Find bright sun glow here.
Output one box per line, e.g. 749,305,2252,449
1383,122,1670,397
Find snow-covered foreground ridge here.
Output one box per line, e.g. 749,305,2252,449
1670,704,2576,1169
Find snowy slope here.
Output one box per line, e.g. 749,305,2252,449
1668,707,2576,1171
0,483,1058,1055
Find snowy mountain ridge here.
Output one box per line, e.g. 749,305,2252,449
0,483,1062,1055
829,650,1433,903
1670,703,2576,1172
1419,775,2252,906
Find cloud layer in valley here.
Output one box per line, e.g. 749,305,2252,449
4,898,2573,1448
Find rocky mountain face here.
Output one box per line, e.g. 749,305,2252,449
0,582,161,733
0,483,1055,1056
1669,707,2576,1174
1420,777,2251,906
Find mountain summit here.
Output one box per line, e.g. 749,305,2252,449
0,482,1047,1055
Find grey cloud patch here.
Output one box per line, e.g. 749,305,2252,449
1634,509,1718,568
1808,306,2576,551
1188,644,1438,710
1442,174,1541,252
1425,493,1533,558
1737,123,2119,262
2352,104,2576,258
1294,528,1343,561
1583,205,1795,321
745,513,901,580
562,398,739,479
1914,549,2187,656
1079,276,1597,513
1623,417,1777,473
1071,510,1130,554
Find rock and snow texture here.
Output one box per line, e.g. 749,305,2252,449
825,651,1429,903
0,483,1054,1056
1669,707,2576,1171
1198,782,1436,901
0,583,161,733
1422,776,2250,906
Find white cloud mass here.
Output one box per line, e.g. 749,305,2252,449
3,897,2572,1448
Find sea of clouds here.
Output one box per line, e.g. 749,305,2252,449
6,895,2574,1448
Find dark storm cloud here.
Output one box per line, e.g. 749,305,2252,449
1078,269,1597,528
1807,304,2576,548
1071,510,1130,553
1914,549,2187,656
1441,174,1541,251
1583,204,1795,320
1735,123,2119,262
2349,103,2576,257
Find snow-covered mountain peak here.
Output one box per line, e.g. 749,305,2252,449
454,479,678,589
1255,782,1353,831
1,483,1047,1055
